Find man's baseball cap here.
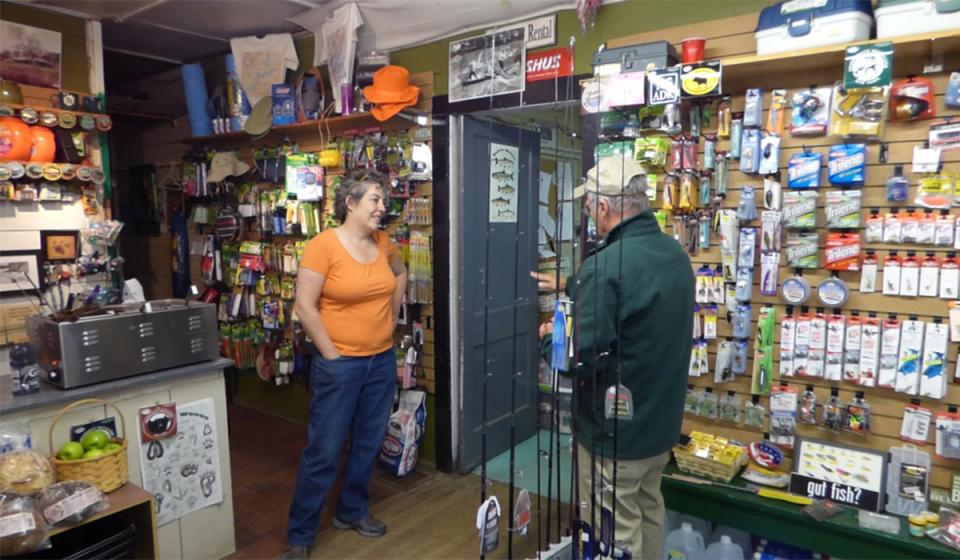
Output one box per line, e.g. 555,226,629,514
573,156,647,199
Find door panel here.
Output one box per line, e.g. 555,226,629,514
458,116,540,472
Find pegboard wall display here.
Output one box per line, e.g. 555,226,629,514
605,18,960,495
175,73,438,395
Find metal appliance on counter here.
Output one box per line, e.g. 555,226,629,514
26,299,219,389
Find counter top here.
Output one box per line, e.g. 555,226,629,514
0,358,234,415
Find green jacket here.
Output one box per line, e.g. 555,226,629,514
548,210,694,460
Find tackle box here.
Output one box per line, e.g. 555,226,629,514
755,0,874,56
592,40,679,75
876,0,960,38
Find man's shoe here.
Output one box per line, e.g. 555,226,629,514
332,514,387,537
280,545,308,559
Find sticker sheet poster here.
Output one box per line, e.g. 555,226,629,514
790,439,887,511
139,398,224,526
489,143,519,223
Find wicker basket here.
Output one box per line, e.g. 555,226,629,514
673,444,747,483
49,398,128,493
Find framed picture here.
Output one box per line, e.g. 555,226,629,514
789,438,888,511
448,26,525,103
0,21,62,88
0,252,42,294
41,230,79,263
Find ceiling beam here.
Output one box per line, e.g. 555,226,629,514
114,0,170,23
104,46,183,65
286,0,320,8
127,20,231,43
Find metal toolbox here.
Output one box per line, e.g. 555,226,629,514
26,300,220,389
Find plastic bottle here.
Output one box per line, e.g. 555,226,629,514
675,514,711,544
664,522,706,560
886,164,908,202
710,526,751,560
706,535,744,560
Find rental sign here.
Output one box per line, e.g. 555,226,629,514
526,47,572,83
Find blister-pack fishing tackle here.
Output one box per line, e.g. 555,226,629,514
633,136,670,168
743,88,764,128
715,341,734,383
720,392,741,422
739,128,761,174
760,252,780,296
744,397,765,428
758,134,780,175
948,71,960,108
831,85,888,139
767,89,787,136
716,153,729,196
737,186,758,221
732,339,750,376
798,385,818,424
730,116,743,158
738,227,757,269
786,232,819,269
787,151,822,189
828,144,866,187
736,267,754,302
790,86,832,136
822,388,843,430
717,95,732,138
763,175,782,210
891,76,935,121
761,211,782,252
703,136,716,170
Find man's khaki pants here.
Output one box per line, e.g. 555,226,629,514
577,445,671,560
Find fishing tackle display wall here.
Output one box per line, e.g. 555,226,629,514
177,72,438,394
606,18,960,493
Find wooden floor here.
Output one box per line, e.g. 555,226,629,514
227,404,565,560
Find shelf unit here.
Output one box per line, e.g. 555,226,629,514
1,102,107,121
179,112,411,146
46,482,157,559
723,29,960,83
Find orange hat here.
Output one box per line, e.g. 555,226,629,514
363,65,419,104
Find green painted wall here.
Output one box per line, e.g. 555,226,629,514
390,0,770,95
0,1,91,93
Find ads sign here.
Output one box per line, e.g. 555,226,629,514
526,47,572,82
523,15,556,49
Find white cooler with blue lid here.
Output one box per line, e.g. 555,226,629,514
876,0,960,38
755,0,874,55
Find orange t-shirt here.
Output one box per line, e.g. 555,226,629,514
299,229,400,356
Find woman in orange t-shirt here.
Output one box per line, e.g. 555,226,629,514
284,170,406,557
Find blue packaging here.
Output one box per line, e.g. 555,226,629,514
787,152,822,188
828,144,866,187
271,84,295,126
947,71,960,108
743,88,764,128
739,128,761,174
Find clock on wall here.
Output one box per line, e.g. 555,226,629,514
844,43,893,89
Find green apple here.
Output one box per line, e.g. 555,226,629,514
103,442,122,454
82,448,105,460
80,429,109,451
57,441,85,461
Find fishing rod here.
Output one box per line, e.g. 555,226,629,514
506,123,525,560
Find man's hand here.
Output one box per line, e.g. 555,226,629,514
530,271,566,293
539,321,554,338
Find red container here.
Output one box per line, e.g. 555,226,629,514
681,37,706,64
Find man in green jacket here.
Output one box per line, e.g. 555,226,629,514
535,155,694,559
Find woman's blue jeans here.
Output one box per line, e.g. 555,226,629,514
286,348,397,547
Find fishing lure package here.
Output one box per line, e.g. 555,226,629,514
737,186,758,221
758,134,780,175
730,117,743,158
732,303,752,339
825,313,845,381
782,191,818,229
760,252,780,297
822,389,844,431
785,232,818,269
843,314,862,383
807,311,826,378
877,316,901,389
844,393,871,434
895,319,925,396
828,144,866,187
770,385,798,448
787,152,822,189
698,388,718,418
830,85,888,139
703,136,716,170
798,386,818,424
739,128,761,174
780,311,796,378
719,392,741,423
715,340,734,383
792,311,811,377
790,86,832,136
736,267,754,302
824,191,862,229
743,88,764,128
890,76,935,122
744,397,766,428
858,316,881,387
732,339,750,376
716,153,729,196
718,210,739,282
767,89,787,136
752,306,777,395
738,227,757,269
919,322,948,400
763,175,781,210
633,136,670,168
760,211,782,252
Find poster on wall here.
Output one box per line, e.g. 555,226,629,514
0,253,42,293
789,438,888,511
0,21,61,88
489,143,518,223
139,399,224,526
448,27,525,103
